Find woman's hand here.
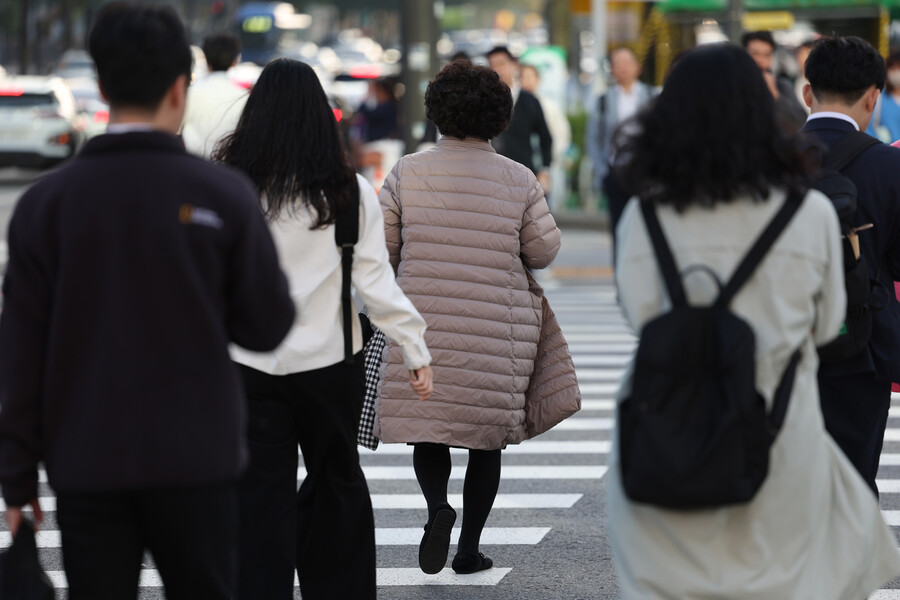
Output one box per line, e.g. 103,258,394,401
409,366,434,400
5,498,43,537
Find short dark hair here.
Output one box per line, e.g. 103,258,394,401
424,61,512,141
741,30,776,50
88,1,192,111
617,43,813,210
202,33,241,72
486,46,516,62
805,36,886,105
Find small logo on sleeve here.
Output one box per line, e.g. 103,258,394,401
179,204,224,229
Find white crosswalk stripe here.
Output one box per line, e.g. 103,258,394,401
44,568,516,588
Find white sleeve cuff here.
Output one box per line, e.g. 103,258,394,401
400,338,432,370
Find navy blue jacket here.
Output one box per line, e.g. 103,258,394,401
802,117,900,380
0,131,295,506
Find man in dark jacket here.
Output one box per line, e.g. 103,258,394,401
487,46,553,188
743,30,808,133
802,36,900,495
0,2,294,597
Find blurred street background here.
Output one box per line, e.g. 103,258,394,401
6,0,900,225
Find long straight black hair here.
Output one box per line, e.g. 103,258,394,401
213,58,356,228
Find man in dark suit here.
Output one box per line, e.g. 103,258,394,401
802,36,900,495
0,2,294,597
487,46,553,189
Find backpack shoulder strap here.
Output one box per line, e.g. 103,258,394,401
639,200,688,307
767,349,802,437
823,130,880,172
716,190,803,307
335,179,361,364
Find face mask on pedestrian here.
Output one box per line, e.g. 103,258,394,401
889,70,900,90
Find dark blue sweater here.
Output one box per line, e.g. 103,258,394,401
0,131,294,506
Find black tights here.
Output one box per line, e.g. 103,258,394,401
413,443,501,555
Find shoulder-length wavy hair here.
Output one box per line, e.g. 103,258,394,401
616,43,813,210
213,58,356,228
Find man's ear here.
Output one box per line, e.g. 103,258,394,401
98,80,110,104
802,83,814,108
168,74,188,109
865,86,881,113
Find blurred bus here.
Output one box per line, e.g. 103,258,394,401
235,2,312,65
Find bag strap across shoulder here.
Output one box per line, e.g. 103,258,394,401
335,179,361,364
716,190,803,307
640,200,688,307
823,130,880,172
641,190,803,309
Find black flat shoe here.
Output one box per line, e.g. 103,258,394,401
418,503,456,574
451,551,493,574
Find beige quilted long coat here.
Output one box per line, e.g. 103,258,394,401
374,136,562,450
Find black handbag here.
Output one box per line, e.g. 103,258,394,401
0,518,55,600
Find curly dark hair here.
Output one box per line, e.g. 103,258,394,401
424,61,512,140
616,43,814,211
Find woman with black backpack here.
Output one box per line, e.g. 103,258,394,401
608,43,900,598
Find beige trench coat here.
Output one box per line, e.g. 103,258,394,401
610,189,900,599
374,136,562,450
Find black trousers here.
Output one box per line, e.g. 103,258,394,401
237,360,376,600
818,370,892,495
56,483,238,600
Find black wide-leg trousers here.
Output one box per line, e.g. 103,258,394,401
237,359,376,600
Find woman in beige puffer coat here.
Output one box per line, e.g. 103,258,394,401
375,60,561,577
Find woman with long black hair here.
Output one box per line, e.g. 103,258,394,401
609,43,900,599
214,58,434,600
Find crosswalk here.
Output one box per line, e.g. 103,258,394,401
7,271,900,598
0,277,626,597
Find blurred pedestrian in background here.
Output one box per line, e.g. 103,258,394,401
802,36,900,496
353,76,401,144
609,42,900,599
520,63,572,209
182,32,247,158
376,60,562,576
587,47,656,233
215,58,433,600
487,46,553,191
793,40,814,115
742,30,808,132
866,51,900,142
351,76,403,192
0,3,295,598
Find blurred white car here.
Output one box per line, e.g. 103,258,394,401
0,76,81,168
66,77,108,140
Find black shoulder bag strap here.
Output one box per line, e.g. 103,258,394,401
335,180,361,364
639,200,688,308
716,190,803,307
822,130,881,172
716,190,804,436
